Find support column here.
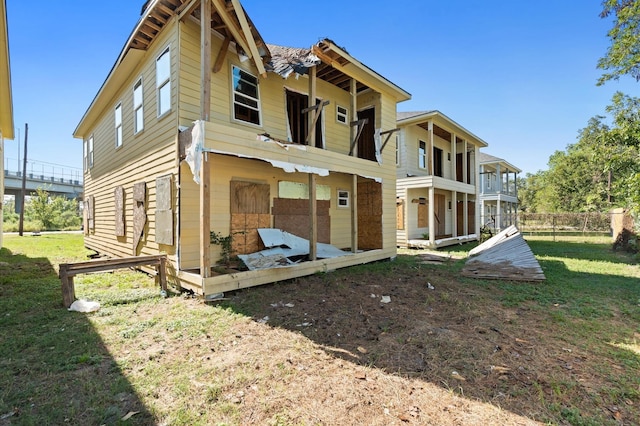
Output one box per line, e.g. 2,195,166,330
308,66,317,146
428,187,435,245
452,191,458,237
496,163,502,193
200,152,211,278
199,0,212,279
463,193,468,236
351,174,358,253
350,78,357,157
428,121,434,176
463,139,468,184
451,133,457,181
308,173,317,261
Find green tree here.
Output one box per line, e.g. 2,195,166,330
598,0,640,85
24,188,82,231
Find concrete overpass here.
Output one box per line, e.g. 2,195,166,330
4,169,83,212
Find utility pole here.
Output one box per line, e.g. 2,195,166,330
18,123,28,236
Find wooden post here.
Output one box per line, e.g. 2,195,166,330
351,174,358,253
451,132,457,181
452,191,458,237
201,0,211,121
158,256,168,292
60,265,75,308
428,187,435,245
200,152,211,278
308,65,317,146
350,78,357,156
427,121,434,176
308,173,317,261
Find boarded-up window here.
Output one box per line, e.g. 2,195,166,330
115,186,125,236
417,203,428,228
230,181,271,255
273,198,331,243
396,199,404,230
155,175,173,245
86,195,95,231
133,182,147,254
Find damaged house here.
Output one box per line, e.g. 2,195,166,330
73,0,410,297
478,152,520,233
395,111,487,249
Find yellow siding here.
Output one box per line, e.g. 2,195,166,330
179,153,358,270
83,20,180,268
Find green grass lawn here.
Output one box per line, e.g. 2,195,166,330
1,233,638,425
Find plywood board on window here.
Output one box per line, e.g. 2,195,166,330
357,181,382,249
133,181,147,254
230,213,271,254
417,203,428,228
396,199,404,230
155,175,174,245
230,181,270,214
272,198,330,243
114,186,125,237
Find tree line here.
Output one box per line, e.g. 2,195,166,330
518,1,640,214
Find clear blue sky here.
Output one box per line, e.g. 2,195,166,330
4,0,638,177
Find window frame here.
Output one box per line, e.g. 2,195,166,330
133,77,144,134
336,105,348,125
156,46,171,118
337,189,350,208
395,135,400,166
418,140,427,169
83,139,88,171
88,135,94,168
231,64,261,126
114,102,123,148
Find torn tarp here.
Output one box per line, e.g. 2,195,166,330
238,229,350,271
185,120,205,184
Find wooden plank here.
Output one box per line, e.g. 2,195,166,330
230,0,266,76
351,174,358,253
201,0,211,121
200,152,211,278
59,254,168,308
212,36,230,73
308,173,317,260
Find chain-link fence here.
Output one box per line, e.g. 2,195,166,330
519,212,616,242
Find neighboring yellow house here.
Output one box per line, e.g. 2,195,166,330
0,0,14,249
73,0,410,297
396,111,487,248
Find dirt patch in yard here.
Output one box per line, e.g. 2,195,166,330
211,254,638,425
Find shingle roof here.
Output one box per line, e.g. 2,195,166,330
266,44,320,78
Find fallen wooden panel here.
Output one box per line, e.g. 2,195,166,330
462,225,545,281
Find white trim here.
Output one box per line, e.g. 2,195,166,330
337,189,350,208
156,46,171,118
231,64,262,126
133,77,144,134
336,105,348,125
114,103,123,148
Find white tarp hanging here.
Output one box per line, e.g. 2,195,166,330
185,120,205,184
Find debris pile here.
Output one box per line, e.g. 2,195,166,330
461,225,545,281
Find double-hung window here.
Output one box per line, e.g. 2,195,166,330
88,136,94,168
418,141,427,169
133,78,144,133
336,105,348,125
156,47,171,117
115,103,123,148
232,65,260,125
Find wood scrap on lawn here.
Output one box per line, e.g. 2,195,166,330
461,225,545,281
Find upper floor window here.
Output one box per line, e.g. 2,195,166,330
83,139,88,171
88,136,94,168
336,105,348,125
156,47,171,117
133,78,144,133
115,103,123,148
232,65,261,125
418,141,426,169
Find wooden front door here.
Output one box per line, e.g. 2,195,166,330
357,107,376,161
